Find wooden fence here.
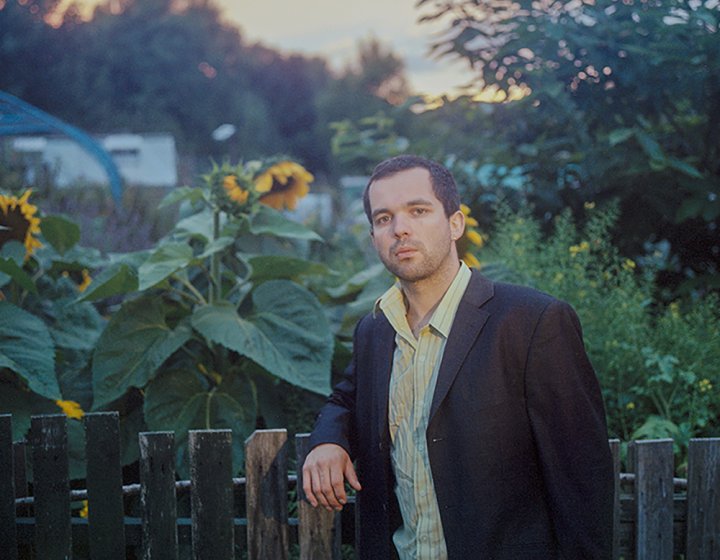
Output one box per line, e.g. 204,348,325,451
1,412,718,559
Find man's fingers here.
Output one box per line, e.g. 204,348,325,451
302,443,358,511
302,465,318,508
344,461,362,492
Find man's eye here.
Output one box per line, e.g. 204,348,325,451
375,215,390,225
412,208,428,216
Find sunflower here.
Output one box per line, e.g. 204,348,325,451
0,190,42,259
255,161,313,211
222,174,250,205
457,204,486,268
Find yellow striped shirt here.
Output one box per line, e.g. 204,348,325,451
376,262,472,560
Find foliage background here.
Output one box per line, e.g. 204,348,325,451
1,0,719,476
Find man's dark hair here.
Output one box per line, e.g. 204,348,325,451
362,155,461,225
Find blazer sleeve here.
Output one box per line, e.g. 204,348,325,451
524,299,614,560
307,318,363,458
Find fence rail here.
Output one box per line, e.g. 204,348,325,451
1,412,718,559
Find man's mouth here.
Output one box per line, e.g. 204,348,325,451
394,245,419,259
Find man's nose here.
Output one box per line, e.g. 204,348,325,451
392,214,411,238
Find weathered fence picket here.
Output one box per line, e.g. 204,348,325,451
296,434,342,560
30,414,72,560
686,437,720,560
189,429,235,560
245,428,289,560
0,415,18,560
1,411,719,559
85,411,125,559
139,431,178,560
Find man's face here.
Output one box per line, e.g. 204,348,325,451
368,167,464,284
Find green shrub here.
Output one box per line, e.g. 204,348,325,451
477,203,719,470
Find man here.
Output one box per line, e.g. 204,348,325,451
303,155,613,559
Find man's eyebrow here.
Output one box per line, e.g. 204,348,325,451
371,198,435,220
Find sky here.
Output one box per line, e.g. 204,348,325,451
72,0,475,97
222,0,472,96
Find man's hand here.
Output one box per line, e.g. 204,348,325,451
302,443,362,511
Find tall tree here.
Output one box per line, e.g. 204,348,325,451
418,0,720,294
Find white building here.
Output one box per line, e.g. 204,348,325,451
11,132,178,188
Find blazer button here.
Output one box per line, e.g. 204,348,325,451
378,442,384,451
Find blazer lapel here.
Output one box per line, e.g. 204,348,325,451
371,313,395,440
429,271,494,421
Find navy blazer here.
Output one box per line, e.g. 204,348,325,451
309,271,614,559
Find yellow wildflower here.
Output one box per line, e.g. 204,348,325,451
623,258,636,271
255,161,313,211
584,201,596,210
698,379,713,393
78,269,92,292
56,399,84,420
462,252,481,269
626,402,635,410
0,189,42,259
569,241,590,256
460,204,479,227
222,175,250,205
553,272,564,283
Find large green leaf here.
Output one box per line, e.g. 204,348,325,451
144,367,256,476
191,280,332,394
92,296,193,408
0,379,53,440
0,257,37,293
40,215,80,255
77,262,138,302
48,298,105,351
247,255,329,283
0,302,59,399
249,205,323,241
159,186,207,209
77,250,148,302
138,241,194,290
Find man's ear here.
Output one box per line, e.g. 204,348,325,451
449,209,465,241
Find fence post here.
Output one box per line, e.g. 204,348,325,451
635,438,674,560
189,429,234,560
139,431,178,560
685,437,720,560
30,414,72,560
296,433,341,560
85,412,125,559
245,429,289,560
609,438,621,560
0,414,18,560
13,441,27,499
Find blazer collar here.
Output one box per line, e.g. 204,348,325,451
372,270,495,436
429,270,493,420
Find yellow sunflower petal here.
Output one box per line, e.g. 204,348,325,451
56,399,85,420
463,252,481,268
466,229,484,247
255,172,274,193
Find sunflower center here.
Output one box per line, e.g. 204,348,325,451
0,207,31,248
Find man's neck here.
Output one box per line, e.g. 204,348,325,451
401,260,461,337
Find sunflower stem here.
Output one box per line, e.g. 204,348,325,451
209,208,221,304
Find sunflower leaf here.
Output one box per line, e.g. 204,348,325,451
41,215,80,255
247,254,329,283
138,241,194,290
92,296,193,408
76,262,139,302
0,257,37,293
249,205,323,241
0,301,59,400
144,367,256,476
191,280,332,394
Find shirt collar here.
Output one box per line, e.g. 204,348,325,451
374,262,472,339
